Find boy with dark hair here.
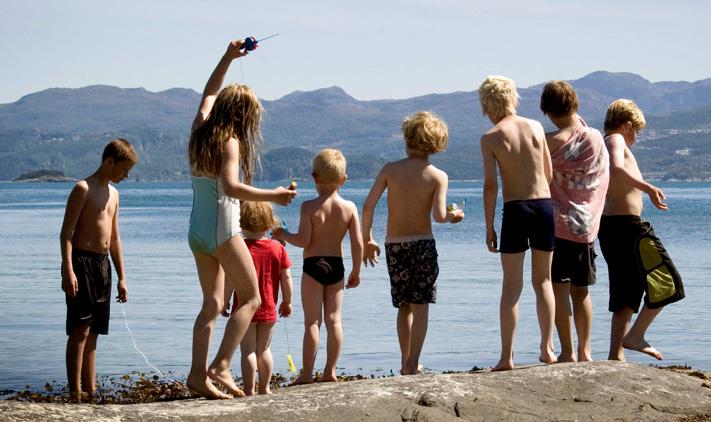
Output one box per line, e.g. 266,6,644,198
540,80,609,363
60,138,137,399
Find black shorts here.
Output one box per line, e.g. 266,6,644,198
64,249,112,335
598,215,648,312
303,256,345,286
551,237,597,287
500,199,555,253
385,239,438,308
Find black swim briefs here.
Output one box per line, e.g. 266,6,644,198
303,256,345,286
499,198,555,253
385,238,438,308
64,249,112,335
552,237,597,287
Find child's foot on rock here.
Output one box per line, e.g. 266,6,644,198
623,337,663,360
539,350,557,364
258,387,272,395
317,374,338,383
186,375,233,400
400,363,424,375
206,368,245,398
288,375,314,386
67,391,83,403
556,352,577,363
492,359,514,372
577,350,593,362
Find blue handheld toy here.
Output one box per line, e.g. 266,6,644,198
242,33,279,51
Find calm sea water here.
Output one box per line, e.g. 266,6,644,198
0,181,709,391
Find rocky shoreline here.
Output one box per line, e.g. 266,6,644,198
2,361,710,421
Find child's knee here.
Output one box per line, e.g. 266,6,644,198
202,296,223,316
244,296,261,313
325,313,341,328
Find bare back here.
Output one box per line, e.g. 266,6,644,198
71,177,119,253
382,158,445,238
303,192,357,257
482,115,552,202
604,133,644,216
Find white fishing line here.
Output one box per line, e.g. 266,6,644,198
119,301,177,383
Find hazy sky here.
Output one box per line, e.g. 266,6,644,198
1,0,710,103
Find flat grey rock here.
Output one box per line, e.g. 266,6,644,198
2,361,710,421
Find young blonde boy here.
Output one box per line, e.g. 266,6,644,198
362,111,464,376
273,149,363,384
599,99,684,361
478,76,557,371
60,138,137,398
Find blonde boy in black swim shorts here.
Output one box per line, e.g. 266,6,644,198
362,111,464,375
600,99,684,362
60,139,137,400
479,76,557,371
273,149,363,385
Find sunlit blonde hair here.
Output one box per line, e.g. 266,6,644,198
479,75,519,121
604,99,647,135
240,201,278,233
188,84,263,184
312,149,346,184
402,111,448,154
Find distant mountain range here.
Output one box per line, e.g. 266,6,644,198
1,71,710,181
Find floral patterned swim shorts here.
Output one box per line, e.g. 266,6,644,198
385,239,438,308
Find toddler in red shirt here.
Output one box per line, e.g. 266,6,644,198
223,201,293,395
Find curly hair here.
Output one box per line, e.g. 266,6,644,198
402,111,448,154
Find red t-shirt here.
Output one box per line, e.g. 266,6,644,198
234,239,291,323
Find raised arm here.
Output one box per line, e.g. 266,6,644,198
273,202,312,248
59,182,89,297
607,135,667,210
109,189,128,302
220,138,297,205
481,134,499,252
432,170,463,224
346,202,363,288
192,40,249,130
361,167,387,266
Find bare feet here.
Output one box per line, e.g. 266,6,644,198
577,349,593,362
186,375,233,400
400,363,424,375
623,337,663,360
288,374,314,386
317,374,338,383
67,391,84,403
492,358,514,372
206,368,245,398
258,387,272,395
556,352,577,363
539,353,557,364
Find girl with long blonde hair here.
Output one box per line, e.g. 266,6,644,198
186,40,296,399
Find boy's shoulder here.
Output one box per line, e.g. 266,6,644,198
381,159,403,173
604,132,626,148
73,178,91,193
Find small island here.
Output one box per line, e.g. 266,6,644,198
13,170,75,182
